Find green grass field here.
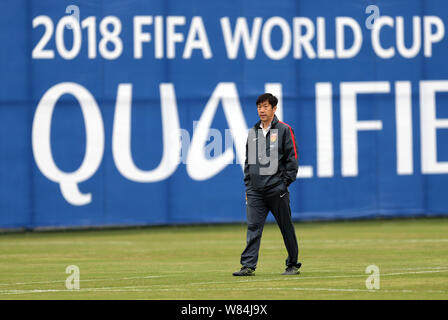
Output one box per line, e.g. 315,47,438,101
0,217,447,300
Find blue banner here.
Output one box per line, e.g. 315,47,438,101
1,0,448,229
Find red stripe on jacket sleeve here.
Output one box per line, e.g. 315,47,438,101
279,121,298,159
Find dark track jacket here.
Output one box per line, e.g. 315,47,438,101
244,115,299,191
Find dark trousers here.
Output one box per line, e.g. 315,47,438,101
240,183,300,269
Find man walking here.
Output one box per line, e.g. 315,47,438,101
233,93,301,276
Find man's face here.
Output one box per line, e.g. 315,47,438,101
257,100,277,122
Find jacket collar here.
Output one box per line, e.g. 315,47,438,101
254,115,279,129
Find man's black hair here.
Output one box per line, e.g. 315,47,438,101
256,93,278,108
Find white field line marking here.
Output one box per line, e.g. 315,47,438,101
0,267,447,288
189,269,448,286
0,286,447,295
262,266,448,275
0,275,166,287
0,268,447,295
